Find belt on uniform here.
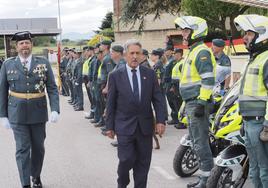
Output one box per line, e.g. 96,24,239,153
185,97,197,103
9,91,45,99
243,116,264,121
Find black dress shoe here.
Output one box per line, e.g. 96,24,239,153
90,119,98,123
174,123,187,129
101,130,107,136
111,140,118,147
32,177,42,188
94,121,104,127
74,107,84,111
100,126,106,131
23,186,31,188
85,112,94,119
167,119,179,125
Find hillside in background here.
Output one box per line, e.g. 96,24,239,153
62,32,94,41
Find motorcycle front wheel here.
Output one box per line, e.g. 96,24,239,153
206,166,247,188
173,145,199,177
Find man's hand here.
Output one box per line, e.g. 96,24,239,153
0,117,11,129
169,86,175,92
49,111,59,123
102,87,108,95
155,123,165,137
106,130,115,139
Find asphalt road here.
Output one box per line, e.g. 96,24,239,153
0,92,253,188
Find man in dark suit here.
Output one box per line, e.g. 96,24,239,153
0,31,59,188
106,39,166,188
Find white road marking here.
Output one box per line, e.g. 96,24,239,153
152,166,176,180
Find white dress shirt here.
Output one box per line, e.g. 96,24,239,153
126,64,141,100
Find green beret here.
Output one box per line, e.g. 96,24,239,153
112,45,124,53
174,48,183,54
88,46,94,50
142,49,149,56
75,49,82,53
212,39,225,47
165,45,174,51
152,49,164,57
83,46,89,51
101,40,112,46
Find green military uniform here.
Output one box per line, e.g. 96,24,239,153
235,14,268,188
0,54,59,187
164,55,179,123
171,58,184,127
180,41,216,179
73,55,84,109
66,56,75,102
60,52,69,96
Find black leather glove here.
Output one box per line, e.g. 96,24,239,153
194,103,205,117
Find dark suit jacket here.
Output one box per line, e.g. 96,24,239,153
0,56,59,124
106,65,165,136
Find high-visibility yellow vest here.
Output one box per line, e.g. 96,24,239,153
171,59,183,81
97,62,103,79
239,50,268,119
82,58,90,75
180,44,216,101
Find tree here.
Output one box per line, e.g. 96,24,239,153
121,0,181,30
120,0,267,38
99,12,113,30
181,0,249,39
89,12,114,43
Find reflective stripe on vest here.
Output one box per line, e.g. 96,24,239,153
240,50,268,101
180,44,216,87
97,62,103,79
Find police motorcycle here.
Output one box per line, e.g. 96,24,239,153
206,81,248,188
173,80,241,178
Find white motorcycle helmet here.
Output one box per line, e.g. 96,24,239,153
234,14,268,52
174,16,208,45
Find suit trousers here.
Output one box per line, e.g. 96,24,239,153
11,123,46,186
117,125,153,188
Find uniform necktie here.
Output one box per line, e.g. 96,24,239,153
131,69,139,102
22,60,28,72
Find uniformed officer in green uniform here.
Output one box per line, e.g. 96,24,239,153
164,45,180,125
140,49,151,68
235,14,268,188
151,48,165,89
175,16,215,188
101,44,126,139
60,47,70,96
151,48,168,120
170,48,185,129
83,46,94,113
73,49,84,111
96,40,115,127
88,44,102,123
66,48,75,104
83,46,95,118
211,38,231,94
0,31,60,188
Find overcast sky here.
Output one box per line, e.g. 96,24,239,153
0,0,113,35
